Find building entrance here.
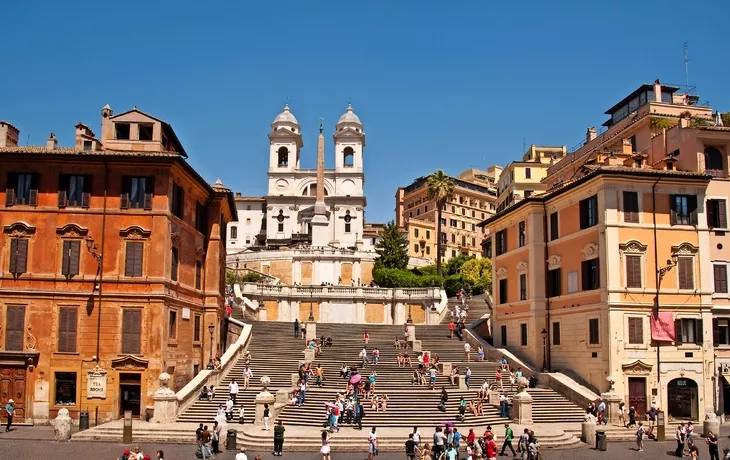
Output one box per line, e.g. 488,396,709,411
0,367,26,422
119,373,141,417
668,378,698,420
628,377,647,417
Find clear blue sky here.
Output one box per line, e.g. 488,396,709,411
3,0,729,222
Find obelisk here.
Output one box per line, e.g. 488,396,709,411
311,119,330,247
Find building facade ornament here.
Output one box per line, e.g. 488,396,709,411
497,267,508,280
671,242,699,255
55,224,89,238
619,240,648,254
3,222,37,237
119,226,152,239
622,360,653,375
111,355,150,370
170,232,181,247
547,255,562,270
25,324,36,350
582,243,600,260
516,261,528,275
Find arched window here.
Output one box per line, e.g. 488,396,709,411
705,146,724,171
343,147,354,167
277,147,289,166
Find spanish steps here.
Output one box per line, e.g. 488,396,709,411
178,317,585,427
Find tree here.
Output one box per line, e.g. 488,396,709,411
426,170,455,276
460,257,492,294
722,112,730,128
375,221,409,270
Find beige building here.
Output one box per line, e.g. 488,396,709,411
495,145,566,213
481,79,730,422
395,167,500,263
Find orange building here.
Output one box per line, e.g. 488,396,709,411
0,106,235,424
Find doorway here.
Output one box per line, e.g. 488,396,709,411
628,377,647,417
119,373,141,417
668,378,698,420
0,367,26,422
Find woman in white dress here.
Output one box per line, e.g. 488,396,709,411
320,430,332,460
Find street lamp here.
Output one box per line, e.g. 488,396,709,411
541,328,548,372
308,290,315,322
207,323,215,370
407,290,413,324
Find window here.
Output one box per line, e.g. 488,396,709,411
168,310,177,340
414,244,419,252
582,259,600,291
625,255,642,288
121,176,153,210
61,240,81,278
6,172,38,206
714,318,730,346
115,123,131,139
675,318,702,345
138,123,153,141
623,191,639,223
172,183,184,219
425,206,428,212
484,238,492,258
519,274,527,300
9,238,29,275
451,250,456,257
518,221,526,247
549,212,559,241
547,268,561,297
230,226,238,239
471,224,476,232
499,279,507,304
714,264,728,294
195,202,207,234
83,140,93,151
520,323,528,346
58,307,78,353
588,318,599,345
195,261,202,290
277,147,289,166
440,232,446,243
707,199,728,228
500,325,507,347
579,195,598,229
122,309,142,355
245,237,251,245
194,315,201,342
414,228,419,238
524,190,533,198
461,222,465,229
426,247,430,255
481,212,485,219
343,147,354,167
416,208,420,216
552,322,561,345
5,305,25,351
426,230,430,239
450,219,457,227
54,372,77,405
670,194,697,226
277,222,284,232
171,247,179,282
628,317,643,345
471,210,475,217
472,237,475,247
58,175,91,208
440,218,446,226
678,257,694,290
462,235,466,247
451,234,456,243
496,230,507,256
124,241,144,277
628,135,637,153
525,168,531,179
462,209,466,215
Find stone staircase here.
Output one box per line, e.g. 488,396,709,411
178,321,584,427
441,294,491,325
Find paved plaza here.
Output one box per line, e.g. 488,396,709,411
2,426,730,460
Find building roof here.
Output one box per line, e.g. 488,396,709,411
403,174,496,197
604,83,680,115
273,104,299,126
337,104,362,126
479,165,711,227
109,107,188,159
234,196,266,202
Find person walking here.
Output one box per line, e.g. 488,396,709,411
675,424,686,457
368,426,379,460
707,430,719,460
500,423,516,457
212,421,223,454
636,422,645,452
235,447,248,460
200,425,213,459
229,379,240,404
486,433,498,460
243,366,253,390
263,404,271,431
321,430,332,460
4,399,14,432
405,432,419,460
463,342,471,362
465,367,472,390
518,429,530,460
273,421,285,456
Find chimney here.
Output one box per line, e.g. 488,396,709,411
0,121,20,147
622,138,633,154
653,79,662,102
46,133,58,150
586,127,597,142
235,192,242,198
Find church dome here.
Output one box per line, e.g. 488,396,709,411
273,104,299,126
337,104,361,126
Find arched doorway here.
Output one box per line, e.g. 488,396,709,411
667,378,698,420
704,146,724,171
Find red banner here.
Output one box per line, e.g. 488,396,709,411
651,312,675,342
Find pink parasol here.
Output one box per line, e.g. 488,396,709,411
349,374,361,384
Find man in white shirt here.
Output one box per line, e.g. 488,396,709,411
368,427,378,460
360,347,370,367
464,342,471,362
229,379,240,404
235,447,248,460
225,397,235,421
412,426,421,445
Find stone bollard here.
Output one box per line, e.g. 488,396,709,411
704,409,720,437
303,349,315,362
489,391,500,406
406,324,416,342
305,322,317,342
457,375,468,390
511,391,533,424
440,362,452,376
151,372,178,423
291,373,300,388
54,408,72,442
255,376,276,426
581,414,597,447
411,340,422,352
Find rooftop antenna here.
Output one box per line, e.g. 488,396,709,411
684,42,689,91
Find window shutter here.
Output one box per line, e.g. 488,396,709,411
68,241,80,276
120,176,130,209
714,318,720,347
29,189,38,207
125,242,144,277
623,192,639,223
132,310,142,354
5,188,15,206
679,258,694,290
5,306,25,351
58,174,68,208
674,319,683,345
122,310,141,355
695,318,703,345
708,200,717,228
134,243,144,277
144,193,153,210
715,265,728,294
10,238,28,275
81,192,90,208
719,200,728,228
9,239,18,273
579,200,587,228
59,308,77,353
171,248,179,282
626,255,642,288
689,195,698,225
670,196,677,225
61,240,71,275
144,177,154,210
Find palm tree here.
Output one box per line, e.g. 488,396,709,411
426,170,455,276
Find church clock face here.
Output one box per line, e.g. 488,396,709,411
344,212,352,223
277,210,285,222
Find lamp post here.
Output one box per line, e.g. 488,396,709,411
407,290,413,324
308,290,315,322
541,328,548,372
207,323,215,369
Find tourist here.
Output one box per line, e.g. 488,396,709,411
453,428,461,451
618,401,626,427
363,330,370,344
216,404,226,424
4,399,14,432
439,387,448,412
518,429,530,460
412,426,421,446
355,401,365,430
368,427,379,459
372,347,380,364
509,370,516,391
394,336,402,349
500,423,516,456
423,351,431,368
724,448,730,460
646,406,656,435
243,365,253,390
315,363,324,387
690,443,699,460
443,443,458,460
429,366,438,389
463,342,471,362
628,405,637,427
707,430,719,460
449,366,459,386
200,425,213,459
156,450,164,460
397,352,404,367
420,443,432,460
238,404,245,424
478,380,490,400
405,432,420,460
404,352,412,367
514,367,522,379
340,363,349,379
235,447,248,460
360,346,370,367
294,319,300,338
448,320,455,339
273,420,285,456
433,426,446,459
208,385,216,401
635,421,645,452
485,433,498,460
229,379,240,404
301,322,307,339
675,424,686,457
321,430,332,460
225,397,235,421
199,386,208,401
458,396,467,421
495,368,503,391
465,367,472,389
686,421,695,448
263,403,270,431
477,346,485,362
499,394,509,418
527,434,539,460
212,421,223,454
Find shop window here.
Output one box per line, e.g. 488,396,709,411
55,372,77,406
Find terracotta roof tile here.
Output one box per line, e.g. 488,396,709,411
0,146,181,157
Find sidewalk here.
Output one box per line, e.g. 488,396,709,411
0,425,73,441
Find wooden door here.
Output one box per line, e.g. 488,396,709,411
628,377,647,417
0,368,26,422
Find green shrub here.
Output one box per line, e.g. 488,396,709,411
373,267,443,288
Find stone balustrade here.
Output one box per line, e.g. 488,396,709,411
242,283,441,302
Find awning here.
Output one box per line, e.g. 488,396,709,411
722,374,730,386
